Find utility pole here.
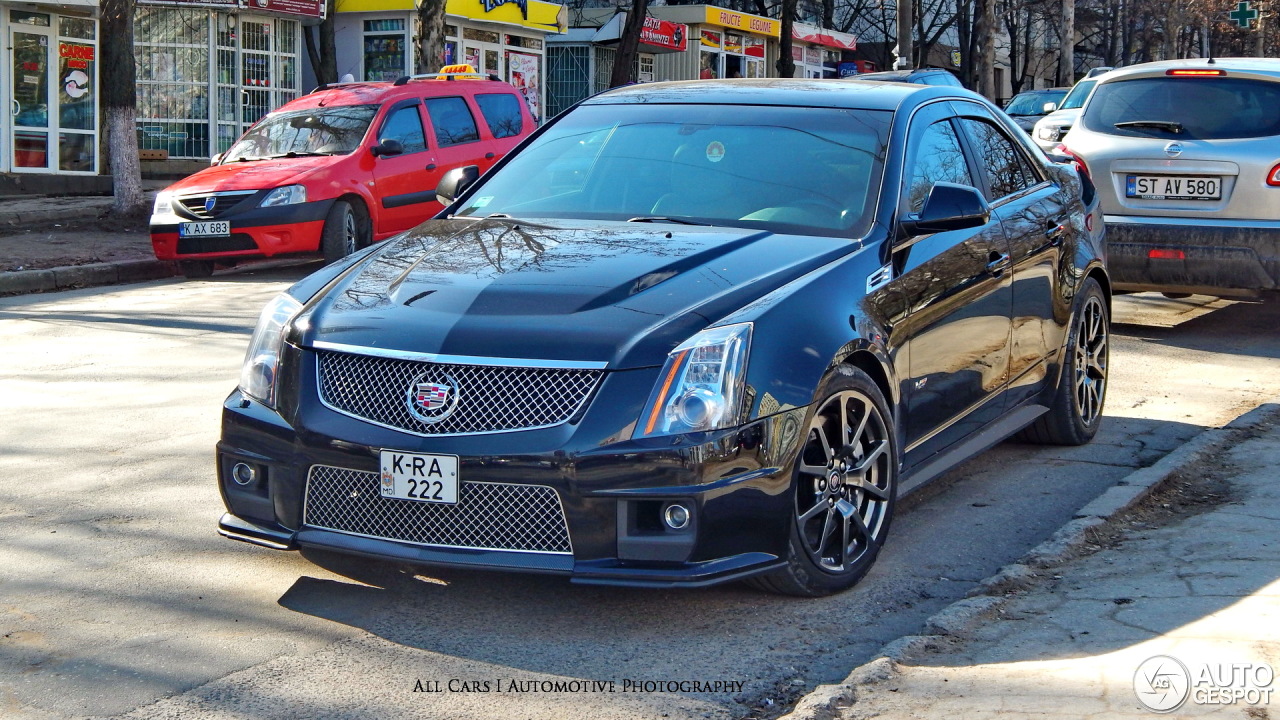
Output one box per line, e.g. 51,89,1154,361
897,0,914,68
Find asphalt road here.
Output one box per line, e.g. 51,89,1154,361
1,266,1277,720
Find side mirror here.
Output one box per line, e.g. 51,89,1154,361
1043,101,1058,113
435,165,480,206
899,182,991,241
211,152,224,165
371,138,404,158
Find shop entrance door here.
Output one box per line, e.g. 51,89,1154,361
461,27,502,78
215,15,291,155
8,24,54,172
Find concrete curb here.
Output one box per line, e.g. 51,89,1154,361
0,259,180,296
0,200,115,227
778,399,1280,720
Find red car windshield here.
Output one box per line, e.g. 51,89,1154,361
223,105,379,162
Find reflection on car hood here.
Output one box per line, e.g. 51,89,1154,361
162,156,338,195
296,218,859,369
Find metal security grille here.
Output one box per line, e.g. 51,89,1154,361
316,350,601,436
305,466,572,554
545,45,590,119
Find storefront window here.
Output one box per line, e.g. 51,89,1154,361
59,17,95,39
701,29,764,80
463,27,500,44
363,18,407,82
11,10,51,26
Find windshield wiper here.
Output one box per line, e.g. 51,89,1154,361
266,151,334,159
1114,120,1184,133
627,216,713,226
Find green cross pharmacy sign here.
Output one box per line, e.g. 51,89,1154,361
1229,1,1259,28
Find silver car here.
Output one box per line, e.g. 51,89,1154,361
1061,58,1280,297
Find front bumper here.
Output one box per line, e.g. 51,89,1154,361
150,197,334,261
216,364,808,587
1104,215,1280,296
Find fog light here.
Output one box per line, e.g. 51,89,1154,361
231,462,256,486
663,502,691,530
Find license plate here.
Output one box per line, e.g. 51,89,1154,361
379,450,458,504
178,221,231,237
1125,175,1221,201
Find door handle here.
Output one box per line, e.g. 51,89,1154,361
425,163,437,171
1045,221,1067,245
11,99,19,117
986,251,1011,276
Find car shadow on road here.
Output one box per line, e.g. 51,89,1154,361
1112,293,1280,360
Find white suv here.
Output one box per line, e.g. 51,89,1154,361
1031,67,1112,152
1061,58,1280,298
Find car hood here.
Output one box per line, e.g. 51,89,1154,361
294,218,859,369
1038,108,1082,127
1009,115,1040,131
163,156,338,195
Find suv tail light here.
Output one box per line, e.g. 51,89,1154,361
1267,163,1280,187
1055,144,1092,183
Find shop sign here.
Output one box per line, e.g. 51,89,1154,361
482,0,527,20
703,7,779,38
144,0,324,19
640,17,687,52
58,43,95,70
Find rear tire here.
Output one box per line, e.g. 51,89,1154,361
1017,277,1109,446
321,199,369,263
748,365,898,597
179,260,215,279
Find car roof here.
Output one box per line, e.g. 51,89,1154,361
280,76,514,111
583,78,968,111
1097,58,1280,83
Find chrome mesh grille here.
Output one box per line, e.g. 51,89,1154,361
316,350,601,435
304,466,572,554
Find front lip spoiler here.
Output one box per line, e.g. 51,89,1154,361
218,513,297,550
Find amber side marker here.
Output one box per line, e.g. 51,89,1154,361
645,349,689,435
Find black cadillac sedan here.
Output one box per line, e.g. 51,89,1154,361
217,79,1109,596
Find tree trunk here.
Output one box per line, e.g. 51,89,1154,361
101,0,146,217
1058,0,1074,84
415,0,449,74
777,0,798,77
974,0,995,98
304,3,338,87
611,0,647,87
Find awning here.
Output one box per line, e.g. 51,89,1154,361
337,0,567,33
792,22,856,51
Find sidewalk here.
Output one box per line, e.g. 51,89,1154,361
0,188,177,294
790,404,1280,719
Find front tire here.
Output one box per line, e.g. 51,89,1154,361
749,366,898,597
1017,277,1109,445
321,199,369,263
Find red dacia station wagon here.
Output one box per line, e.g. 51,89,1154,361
150,66,534,278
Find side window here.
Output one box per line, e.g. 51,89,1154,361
475,93,524,139
424,97,481,147
961,119,1037,200
378,105,427,154
906,119,974,213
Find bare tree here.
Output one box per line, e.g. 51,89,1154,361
304,0,338,86
610,0,649,86
779,0,799,76
415,0,449,73
101,0,146,216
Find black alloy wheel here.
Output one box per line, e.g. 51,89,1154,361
1017,276,1109,445
751,366,897,596
322,199,369,263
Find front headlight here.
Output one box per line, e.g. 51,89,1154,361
152,191,173,216
1037,126,1058,141
239,293,304,408
258,184,307,208
633,322,752,439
